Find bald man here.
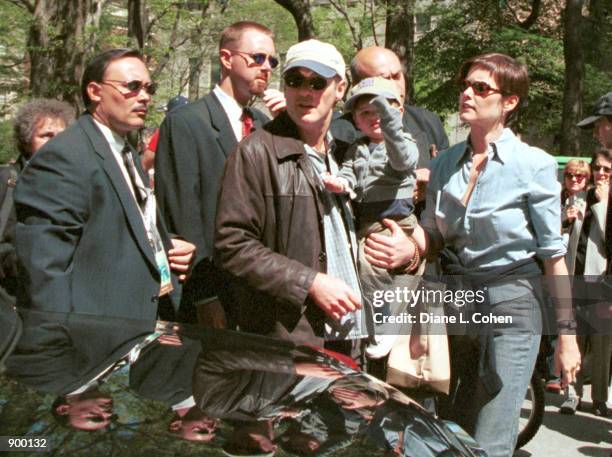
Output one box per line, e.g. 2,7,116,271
350,47,449,212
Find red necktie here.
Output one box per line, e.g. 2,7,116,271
241,108,255,139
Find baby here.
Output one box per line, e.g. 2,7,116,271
323,77,426,358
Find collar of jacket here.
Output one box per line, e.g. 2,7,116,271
263,111,349,163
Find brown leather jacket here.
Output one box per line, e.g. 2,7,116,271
214,112,349,340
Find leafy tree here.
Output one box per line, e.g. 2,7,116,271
272,0,315,40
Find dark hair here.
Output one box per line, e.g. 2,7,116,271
81,48,144,109
589,149,612,185
13,99,75,155
219,21,274,51
457,52,529,127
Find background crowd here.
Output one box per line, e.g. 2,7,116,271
0,17,609,457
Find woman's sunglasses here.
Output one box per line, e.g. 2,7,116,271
564,173,587,182
283,72,331,91
460,79,504,97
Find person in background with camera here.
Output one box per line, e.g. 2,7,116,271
562,159,591,276
415,53,580,457
542,159,589,396
559,149,611,417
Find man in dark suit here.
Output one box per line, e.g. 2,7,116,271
155,21,283,324
14,48,194,323
350,46,449,215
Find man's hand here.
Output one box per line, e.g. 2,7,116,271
415,167,430,183
197,297,228,329
330,387,382,410
308,273,361,321
365,219,415,269
168,238,195,282
413,168,430,203
295,361,343,380
262,89,286,117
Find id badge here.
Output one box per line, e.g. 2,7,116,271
155,250,174,296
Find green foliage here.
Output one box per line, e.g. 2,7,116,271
412,0,609,153
0,120,17,165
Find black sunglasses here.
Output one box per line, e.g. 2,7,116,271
102,79,157,96
229,49,279,69
283,72,331,91
593,164,612,173
460,79,504,97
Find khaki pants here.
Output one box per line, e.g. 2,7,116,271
358,215,422,335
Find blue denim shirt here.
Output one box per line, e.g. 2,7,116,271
422,128,565,269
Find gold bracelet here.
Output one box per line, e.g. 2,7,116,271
402,235,420,273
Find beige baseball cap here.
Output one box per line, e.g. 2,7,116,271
283,39,346,79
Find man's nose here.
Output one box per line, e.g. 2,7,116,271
138,87,152,104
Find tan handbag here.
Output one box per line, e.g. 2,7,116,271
386,283,450,394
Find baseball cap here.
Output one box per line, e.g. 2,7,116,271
283,39,346,79
166,95,189,112
344,77,401,113
577,92,612,128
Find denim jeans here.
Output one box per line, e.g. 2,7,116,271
444,280,543,457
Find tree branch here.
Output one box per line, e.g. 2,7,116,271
522,0,541,29
328,0,362,49
369,0,378,46
5,0,34,14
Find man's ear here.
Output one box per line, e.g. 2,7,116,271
55,404,70,416
87,82,103,104
336,78,347,102
219,49,233,73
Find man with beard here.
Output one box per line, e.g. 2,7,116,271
155,21,284,324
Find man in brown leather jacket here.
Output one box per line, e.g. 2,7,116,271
215,40,417,350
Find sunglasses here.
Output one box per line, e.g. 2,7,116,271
102,79,157,96
283,72,331,91
460,79,504,97
564,173,587,182
592,164,612,173
229,49,279,69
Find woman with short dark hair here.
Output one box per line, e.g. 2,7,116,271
418,53,581,457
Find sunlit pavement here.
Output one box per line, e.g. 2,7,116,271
515,385,611,457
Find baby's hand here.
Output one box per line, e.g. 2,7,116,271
261,89,286,117
322,174,347,193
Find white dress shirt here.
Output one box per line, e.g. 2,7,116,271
213,85,245,142
93,119,154,226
